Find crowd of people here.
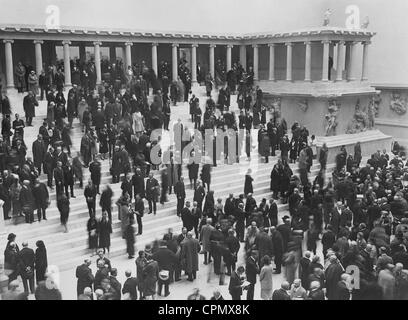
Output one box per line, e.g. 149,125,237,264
2,51,408,301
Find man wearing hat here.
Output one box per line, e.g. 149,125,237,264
76,258,94,298
277,215,291,252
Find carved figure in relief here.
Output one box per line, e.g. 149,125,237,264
325,99,340,136
390,92,407,115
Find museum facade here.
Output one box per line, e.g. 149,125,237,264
0,24,405,152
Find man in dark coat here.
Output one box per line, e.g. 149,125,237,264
84,179,97,217
63,160,75,198
146,172,159,215
53,161,65,196
32,178,49,221
334,273,351,300
23,91,38,126
20,180,35,224
89,158,101,194
193,181,206,211
132,167,145,198
122,270,138,300
181,201,194,231
18,242,35,294
255,228,274,267
175,176,186,216
277,216,292,252
228,265,245,300
270,226,284,274
72,152,83,188
32,134,46,175
43,147,55,188
325,255,344,300
180,232,201,281
76,259,94,297
152,240,177,296
245,250,260,300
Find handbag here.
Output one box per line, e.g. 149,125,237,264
158,270,170,281
24,266,34,278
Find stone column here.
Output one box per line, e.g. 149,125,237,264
191,44,198,85
347,41,357,81
285,42,293,81
304,41,312,82
93,41,102,85
125,42,133,69
321,40,330,81
209,44,216,79
33,40,44,75
172,43,179,81
3,40,14,89
268,43,275,81
151,42,158,76
226,44,233,71
62,40,72,87
252,44,259,81
361,41,371,81
336,41,346,81
239,45,246,70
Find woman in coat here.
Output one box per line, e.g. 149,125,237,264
28,71,39,96
259,255,274,300
136,250,147,299
98,211,112,254
116,191,131,239
4,241,19,282
35,240,48,284
270,162,280,199
244,169,253,197
87,213,98,255
142,254,159,300
57,193,70,233
203,190,215,221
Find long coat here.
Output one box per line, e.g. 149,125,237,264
98,218,112,248
23,95,38,118
142,260,159,296
76,264,94,296
180,238,200,273
244,174,254,196
200,224,215,252
32,140,46,168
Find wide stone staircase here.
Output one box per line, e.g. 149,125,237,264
0,88,361,272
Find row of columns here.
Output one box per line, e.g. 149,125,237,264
262,40,371,82
2,38,370,89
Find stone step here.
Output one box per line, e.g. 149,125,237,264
8,161,328,235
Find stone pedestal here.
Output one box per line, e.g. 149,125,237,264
315,130,392,164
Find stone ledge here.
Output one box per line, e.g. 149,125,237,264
315,130,393,163
375,118,408,128
259,80,379,98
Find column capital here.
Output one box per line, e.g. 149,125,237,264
33,40,44,45
93,41,102,46
304,41,312,45
209,44,216,48
3,39,14,44
151,42,158,47
363,40,372,45
226,44,233,49
125,42,133,46
338,40,346,45
172,43,179,48
321,40,331,45
268,43,276,47
62,40,71,46
191,43,199,48
252,44,258,48
284,42,293,47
